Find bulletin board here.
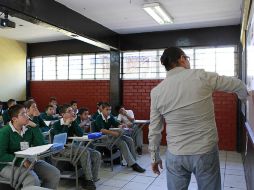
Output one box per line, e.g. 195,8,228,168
246,2,254,132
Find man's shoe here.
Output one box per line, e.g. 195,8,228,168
131,163,146,173
80,180,96,190
136,147,142,155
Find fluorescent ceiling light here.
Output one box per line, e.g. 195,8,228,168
143,3,173,24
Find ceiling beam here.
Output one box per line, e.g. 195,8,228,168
0,0,119,50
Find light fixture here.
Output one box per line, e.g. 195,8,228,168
143,2,173,24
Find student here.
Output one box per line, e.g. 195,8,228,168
51,104,101,190
95,102,146,173
3,99,16,125
116,105,143,155
70,100,78,115
91,101,103,121
0,104,60,189
49,97,59,114
40,105,59,121
76,107,91,133
24,100,50,132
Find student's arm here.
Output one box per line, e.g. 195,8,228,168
200,70,249,100
31,127,45,146
72,121,83,137
96,116,119,137
148,88,164,163
111,116,121,128
0,129,15,162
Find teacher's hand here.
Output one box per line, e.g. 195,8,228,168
151,160,163,175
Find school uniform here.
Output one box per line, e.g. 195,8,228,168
30,116,50,132
76,116,91,133
51,119,101,181
117,110,143,149
0,123,60,189
95,114,137,167
40,112,59,121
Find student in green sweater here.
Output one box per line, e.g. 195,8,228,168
24,100,50,132
40,105,59,121
0,104,60,189
95,102,146,173
91,101,104,121
51,104,101,190
76,107,92,133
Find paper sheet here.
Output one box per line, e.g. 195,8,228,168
15,144,53,156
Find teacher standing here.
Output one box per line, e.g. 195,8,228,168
148,47,248,190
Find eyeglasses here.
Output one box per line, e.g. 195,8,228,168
18,112,28,117
183,55,190,61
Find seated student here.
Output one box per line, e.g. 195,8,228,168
91,101,103,121
24,100,50,132
95,102,146,173
70,100,79,115
51,104,101,190
3,99,16,125
49,97,60,115
116,105,143,155
40,105,59,121
0,104,60,189
76,107,92,133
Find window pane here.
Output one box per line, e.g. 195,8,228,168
123,51,140,79
195,48,216,72
215,47,235,76
69,55,82,79
140,51,158,79
57,56,68,80
31,57,42,80
95,53,110,79
43,56,56,80
83,54,95,79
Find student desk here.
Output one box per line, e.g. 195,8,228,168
9,144,64,190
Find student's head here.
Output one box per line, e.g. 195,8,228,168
7,99,16,108
49,97,57,106
97,101,104,112
27,97,34,101
101,102,111,117
24,100,39,116
160,47,190,71
59,104,75,121
45,105,55,116
115,105,125,114
9,104,29,126
78,108,89,120
70,100,78,111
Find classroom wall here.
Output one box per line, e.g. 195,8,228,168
0,37,27,101
30,80,109,113
30,79,238,150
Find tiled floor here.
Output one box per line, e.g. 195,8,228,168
58,145,247,190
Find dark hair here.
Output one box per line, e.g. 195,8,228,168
27,97,34,101
115,105,124,113
45,104,54,112
0,101,2,105
9,104,25,120
78,107,89,115
24,100,36,109
97,101,104,106
70,100,77,106
59,104,71,115
50,97,57,102
7,99,16,107
101,102,111,109
160,47,185,71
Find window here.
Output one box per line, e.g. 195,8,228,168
30,53,110,80
122,46,237,79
